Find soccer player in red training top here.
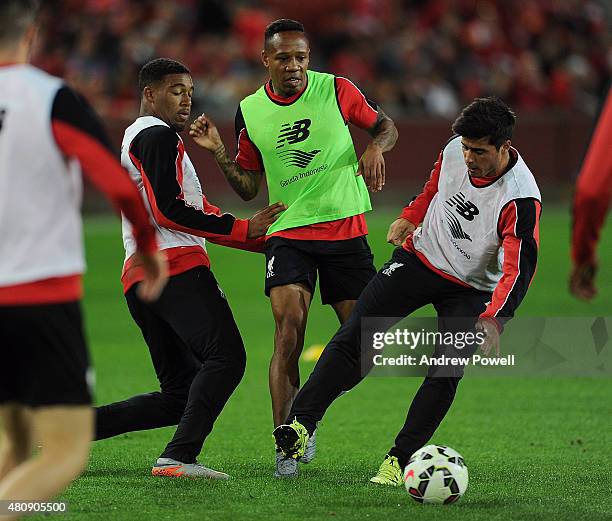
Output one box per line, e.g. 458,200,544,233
570,86,612,301
189,19,398,477
0,1,166,517
273,98,541,485
94,58,285,479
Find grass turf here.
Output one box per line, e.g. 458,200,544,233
33,206,611,520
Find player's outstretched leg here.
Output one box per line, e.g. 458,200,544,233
371,275,489,485
274,249,442,479
0,406,92,521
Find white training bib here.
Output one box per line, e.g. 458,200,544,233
120,116,207,262
413,136,541,291
0,65,84,286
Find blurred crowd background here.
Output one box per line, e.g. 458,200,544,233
34,0,611,121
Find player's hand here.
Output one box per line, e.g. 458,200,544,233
387,218,416,246
133,250,168,302
247,202,287,238
357,143,385,192
569,262,597,301
475,318,500,357
189,113,223,151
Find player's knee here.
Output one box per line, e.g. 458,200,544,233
216,329,246,374
210,321,245,355
210,338,246,383
275,309,307,338
274,315,306,352
161,390,189,419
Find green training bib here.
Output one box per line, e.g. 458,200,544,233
240,70,371,233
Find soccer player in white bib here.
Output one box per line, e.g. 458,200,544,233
94,58,285,479
273,97,542,485
0,1,166,516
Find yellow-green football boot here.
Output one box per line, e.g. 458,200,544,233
273,419,309,459
369,454,403,486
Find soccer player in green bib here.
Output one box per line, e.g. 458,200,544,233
189,19,398,477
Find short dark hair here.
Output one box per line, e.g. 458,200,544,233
0,0,40,45
264,19,305,49
451,97,516,149
138,58,190,92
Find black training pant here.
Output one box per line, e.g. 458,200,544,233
95,267,246,463
288,247,491,468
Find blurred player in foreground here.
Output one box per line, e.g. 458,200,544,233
94,58,285,479
0,1,166,517
274,98,541,485
570,86,612,301
189,19,398,477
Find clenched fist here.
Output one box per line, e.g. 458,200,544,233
189,113,223,151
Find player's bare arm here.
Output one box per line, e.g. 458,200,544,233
357,109,398,193
189,114,263,201
369,109,398,152
214,147,264,201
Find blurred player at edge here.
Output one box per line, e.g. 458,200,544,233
189,19,398,477
94,58,285,479
0,1,166,517
570,86,612,301
273,98,541,486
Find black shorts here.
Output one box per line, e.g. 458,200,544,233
264,236,376,305
0,302,92,407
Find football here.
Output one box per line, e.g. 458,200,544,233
403,445,468,504
408,444,466,467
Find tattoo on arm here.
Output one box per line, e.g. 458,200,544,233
368,109,398,152
213,144,263,201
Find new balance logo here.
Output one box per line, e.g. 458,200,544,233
382,262,404,276
444,207,472,241
276,119,311,148
278,149,321,168
266,256,275,279
217,284,226,300
445,192,479,221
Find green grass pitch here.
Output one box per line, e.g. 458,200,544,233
35,207,611,520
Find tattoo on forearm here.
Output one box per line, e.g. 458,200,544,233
213,144,262,200
370,111,398,152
